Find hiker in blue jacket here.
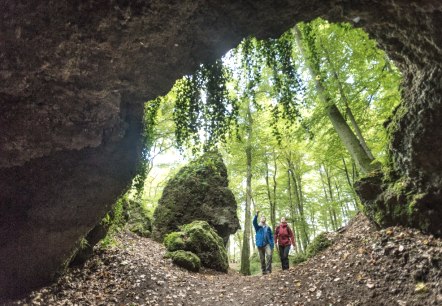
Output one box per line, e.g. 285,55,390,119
253,210,274,274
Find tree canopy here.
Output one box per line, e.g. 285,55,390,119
137,18,402,271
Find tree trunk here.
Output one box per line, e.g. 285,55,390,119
240,100,253,275
319,166,336,231
264,155,276,229
287,168,301,251
322,43,375,161
272,150,278,226
342,158,360,212
293,25,376,174
288,165,309,250
250,197,256,252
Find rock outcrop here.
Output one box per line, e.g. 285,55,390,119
152,151,239,244
1,0,441,298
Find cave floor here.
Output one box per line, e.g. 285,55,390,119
7,214,441,306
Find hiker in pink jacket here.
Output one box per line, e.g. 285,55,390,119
274,217,296,270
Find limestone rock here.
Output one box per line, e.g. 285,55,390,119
152,151,239,244
164,221,229,272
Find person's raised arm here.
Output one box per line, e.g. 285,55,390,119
252,211,259,231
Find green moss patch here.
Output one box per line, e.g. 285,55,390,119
305,232,333,258
164,220,229,272
165,250,201,272
164,231,186,251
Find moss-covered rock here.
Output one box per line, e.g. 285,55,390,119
305,232,333,258
355,169,439,236
165,250,201,272
164,231,186,251
152,151,240,244
124,198,152,238
164,221,229,272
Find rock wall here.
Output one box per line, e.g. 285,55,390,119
1,0,441,298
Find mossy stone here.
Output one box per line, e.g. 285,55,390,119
305,232,332,258
164,231,186,251
164,220,229,272
165,250,201,272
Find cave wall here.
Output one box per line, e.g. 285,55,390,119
1,0,441,298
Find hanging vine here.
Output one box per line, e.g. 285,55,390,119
134,96,162,193
173,59,238,153
170,32,307,152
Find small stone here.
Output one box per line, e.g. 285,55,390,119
414,282,428,294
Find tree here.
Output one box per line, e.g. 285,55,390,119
293,24,376,174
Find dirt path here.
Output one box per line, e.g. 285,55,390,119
6,215,441,305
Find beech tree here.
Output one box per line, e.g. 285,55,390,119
138,18,401,270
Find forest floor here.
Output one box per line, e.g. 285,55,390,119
5,214,442,306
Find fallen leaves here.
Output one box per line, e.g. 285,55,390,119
7,215,442,306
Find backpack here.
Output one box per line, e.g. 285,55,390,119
276,224,293,246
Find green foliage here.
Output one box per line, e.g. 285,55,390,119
134,97,163,194
165,250,201,272
79,237,89,250
305,232,333,258
126,198,152,237
140,17,402,263
173,60,238,152
100,195,127,248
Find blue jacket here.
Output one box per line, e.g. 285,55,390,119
253,215,274,249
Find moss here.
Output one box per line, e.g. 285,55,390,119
163,220,229,272
374,210,386,226
164,231,186,251
165,250,201,272
290,252,307,265
181,221,229,272
129,223,151,237
305,232,333,258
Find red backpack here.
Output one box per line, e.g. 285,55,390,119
276,223,293,246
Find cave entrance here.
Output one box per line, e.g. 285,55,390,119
120,18,401,275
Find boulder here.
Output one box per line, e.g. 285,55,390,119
164,250,201,272
164,221,229,272
152,151,240,244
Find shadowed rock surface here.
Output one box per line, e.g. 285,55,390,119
1,0,441,298
152,151,239,244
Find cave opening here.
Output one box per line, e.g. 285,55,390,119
1,1,441,301
115,18,402,274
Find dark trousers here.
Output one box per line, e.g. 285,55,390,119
279,245,291,270
258,244,272,273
